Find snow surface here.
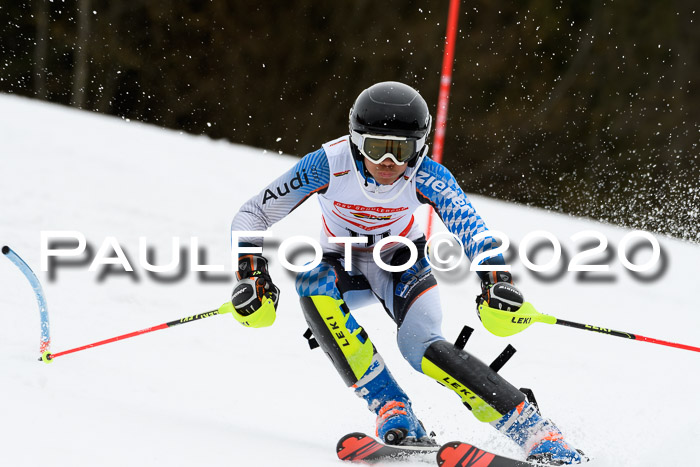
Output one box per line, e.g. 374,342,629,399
1,94,699,467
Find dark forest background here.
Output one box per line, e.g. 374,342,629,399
1,0,698,241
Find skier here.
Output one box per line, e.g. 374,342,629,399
230,81,585,465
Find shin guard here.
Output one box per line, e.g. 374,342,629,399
421,340,525,422
301,295,430,443
300,295,375,386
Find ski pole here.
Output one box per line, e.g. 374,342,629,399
550,317,700,353
39,301,238,363
478,302,700,353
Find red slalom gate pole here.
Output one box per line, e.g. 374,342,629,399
426,0,460,239
39,306,225,363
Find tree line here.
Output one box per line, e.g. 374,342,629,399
1,0,697,241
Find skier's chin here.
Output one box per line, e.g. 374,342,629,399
375,173,400,185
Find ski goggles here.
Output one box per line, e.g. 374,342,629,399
350,131,426,165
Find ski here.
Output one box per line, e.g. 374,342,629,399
437,441,537,467
337,432,439,463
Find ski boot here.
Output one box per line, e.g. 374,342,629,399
355,356,434,446
492,400,586,465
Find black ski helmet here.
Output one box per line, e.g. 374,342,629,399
349,81,431,165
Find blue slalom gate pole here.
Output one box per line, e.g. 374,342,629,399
2,245,51,355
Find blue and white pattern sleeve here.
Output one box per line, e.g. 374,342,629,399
231,148,330,246
415,158,503,265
